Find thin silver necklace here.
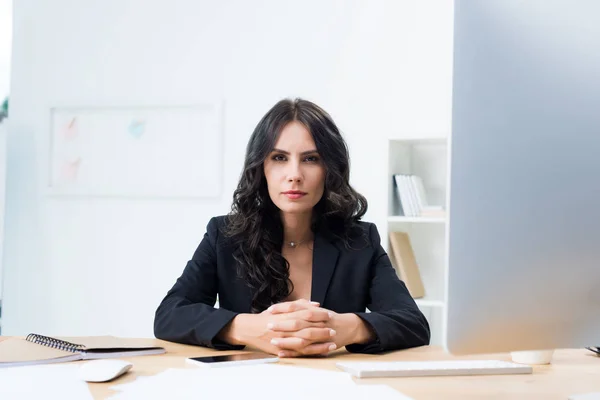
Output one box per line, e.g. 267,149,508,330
285,237,312,249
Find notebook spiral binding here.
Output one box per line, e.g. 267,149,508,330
25,334,85,353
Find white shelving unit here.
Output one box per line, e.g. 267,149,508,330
387,216,445,224
385,137,448,346
0,121,6,334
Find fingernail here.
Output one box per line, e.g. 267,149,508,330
278,351,286,357
267,306,274,312
310,301,320,305
271,339,279,345
267,323,274,329
328,312,333,318
328,344,337,351
330,329,336,337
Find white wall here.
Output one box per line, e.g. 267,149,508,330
0,123,5,307
0,0,13,308
0,0,11,99
3,0,453,337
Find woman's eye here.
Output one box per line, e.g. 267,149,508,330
273,154,286,161
304,156,319,162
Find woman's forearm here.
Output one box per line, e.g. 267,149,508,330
217,313,255,345
336,313,375,345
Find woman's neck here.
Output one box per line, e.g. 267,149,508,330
280,212,313,243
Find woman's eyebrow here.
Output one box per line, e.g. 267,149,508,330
272,148,319,155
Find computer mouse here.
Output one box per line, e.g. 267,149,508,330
78,359,133,382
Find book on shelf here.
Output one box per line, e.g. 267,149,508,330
0,334,166,368
393,174,446,218
388,231,425,299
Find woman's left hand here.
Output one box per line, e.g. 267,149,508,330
267,300,374,357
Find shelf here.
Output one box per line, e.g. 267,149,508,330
389,137,447,145
386,136,448,346
415,298,445,308
387,216,446,224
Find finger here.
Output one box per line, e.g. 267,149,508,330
291,308,332,323
267,299,320,314
299,342,338,356
277,350,302,358
267,319,326,332
270,337,309,350
270,337,337,352
267,302,298,314
297,299,320,306
293,327,337,342
272,337,337,355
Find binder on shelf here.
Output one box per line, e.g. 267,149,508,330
393,174,446,218
411,175,428,210
388,231,425,298
393,175,414,217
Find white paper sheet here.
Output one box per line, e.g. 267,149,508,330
0,364,93,399
108,364,412,400
568,393,600,400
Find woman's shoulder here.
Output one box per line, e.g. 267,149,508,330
354,220,382,244
206,214,229,229
327,219,381,250
348,220,376,236
199,215,244,253
202,215,233,242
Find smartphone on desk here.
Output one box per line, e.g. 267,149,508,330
186,352,279,368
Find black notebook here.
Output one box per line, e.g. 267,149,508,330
0,334,166,368
586,346,600,356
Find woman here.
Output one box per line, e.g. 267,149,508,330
154,98,430,357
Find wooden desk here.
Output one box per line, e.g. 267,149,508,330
87,340,598,400
1,338,599,399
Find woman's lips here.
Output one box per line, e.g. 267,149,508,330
283,191,307,200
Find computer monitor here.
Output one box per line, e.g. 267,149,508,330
444,0,600,355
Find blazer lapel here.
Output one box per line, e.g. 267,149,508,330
311,231,340,305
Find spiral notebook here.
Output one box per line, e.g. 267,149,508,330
586,347,600,356
0,334,166,368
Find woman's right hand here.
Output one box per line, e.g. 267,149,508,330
220,300,336,356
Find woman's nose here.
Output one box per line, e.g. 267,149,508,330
286,163,302,183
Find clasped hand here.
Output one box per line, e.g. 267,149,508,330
247,299,355,358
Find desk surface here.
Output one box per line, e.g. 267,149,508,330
2,338,599,399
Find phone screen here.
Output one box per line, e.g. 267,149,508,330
188,353,278,364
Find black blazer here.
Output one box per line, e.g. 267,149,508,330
154,216,430,354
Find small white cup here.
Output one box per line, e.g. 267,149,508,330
510,349,555,365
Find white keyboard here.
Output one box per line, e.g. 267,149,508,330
335,360,533,378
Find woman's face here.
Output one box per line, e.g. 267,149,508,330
263,121,326,216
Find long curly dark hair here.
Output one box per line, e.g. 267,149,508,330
223,98,367,313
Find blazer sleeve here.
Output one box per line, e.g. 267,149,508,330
346,223,431,354
153,217,245,350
